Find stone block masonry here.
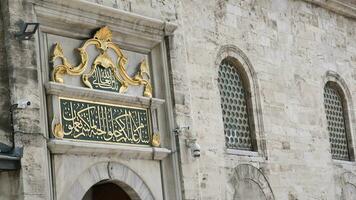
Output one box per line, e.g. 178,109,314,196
0,0,355,199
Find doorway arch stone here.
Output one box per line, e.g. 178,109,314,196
60,162,154,200
82,181,132,200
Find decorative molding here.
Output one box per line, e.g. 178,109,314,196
32,0,177,50
47,139,171,160
302,0,356,19
45,82,165,109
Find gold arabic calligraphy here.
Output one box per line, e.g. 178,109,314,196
60,98,150,145
89,65,120,92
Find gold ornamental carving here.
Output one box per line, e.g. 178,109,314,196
151,132,160,147
53,123,64,139
51,26,152,97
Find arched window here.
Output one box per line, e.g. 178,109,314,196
324,82,351,160
218,59,254,151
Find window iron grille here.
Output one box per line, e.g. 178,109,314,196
218,61,253,150
324,85,350,160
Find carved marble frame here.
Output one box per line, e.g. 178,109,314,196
61,162,154,200
33,0,180,199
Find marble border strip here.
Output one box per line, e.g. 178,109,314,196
45,82,165,109
48,139,171,160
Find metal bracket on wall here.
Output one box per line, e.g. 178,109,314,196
0,144,23,171
173,126,190,136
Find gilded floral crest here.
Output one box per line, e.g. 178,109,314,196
51,26,152,97
94,26,112,42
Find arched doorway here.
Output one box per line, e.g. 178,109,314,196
62,162,154,200
82,181,131,200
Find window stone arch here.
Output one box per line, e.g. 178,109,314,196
228,164,275,200
323,71,354,161
215,45,266,156
341,172,356,200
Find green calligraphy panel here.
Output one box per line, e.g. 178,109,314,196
87,65,121,92
59,98,151,145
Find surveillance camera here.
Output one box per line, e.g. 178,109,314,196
186,139,201,158
17,99,31,109
191,142,201,158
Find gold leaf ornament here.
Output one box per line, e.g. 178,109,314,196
151,132,160,147
53,123,64,139
51,26,152,97
94,26,112,42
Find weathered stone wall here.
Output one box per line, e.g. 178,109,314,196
0,0,355,199
0,0,12,152
0,0,50,199
0,1,22,200
80,0,356,199
169,0,356,199
99,0,354,199
171,0,356,199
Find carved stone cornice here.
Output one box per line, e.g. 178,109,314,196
302,0,356,19
48,139,171,160
31,0,177,50
45,82,165,109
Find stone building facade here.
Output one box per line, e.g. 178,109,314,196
0,0,355,200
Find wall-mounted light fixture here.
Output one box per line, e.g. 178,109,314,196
15,22,39,40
